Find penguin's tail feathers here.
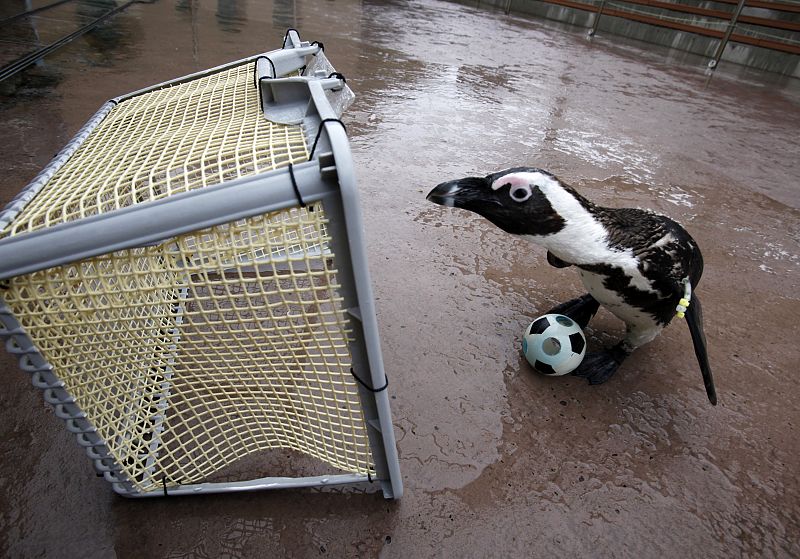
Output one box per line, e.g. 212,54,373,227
685,293,717,405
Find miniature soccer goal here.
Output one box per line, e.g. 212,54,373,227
0,31,402,499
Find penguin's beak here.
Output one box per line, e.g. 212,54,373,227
426,177,495,209
427,175,533,236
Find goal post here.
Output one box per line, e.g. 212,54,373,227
0,31,402,499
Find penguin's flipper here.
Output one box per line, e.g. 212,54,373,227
685,293,717,405
545,294,600,330
547,251,573,269
571,342,629,385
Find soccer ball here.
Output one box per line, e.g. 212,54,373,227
522,314,587,376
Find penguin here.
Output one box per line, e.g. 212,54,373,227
427,167,717,405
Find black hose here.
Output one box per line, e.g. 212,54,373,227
0,0,157,84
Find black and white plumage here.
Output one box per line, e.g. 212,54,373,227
427,167,717,405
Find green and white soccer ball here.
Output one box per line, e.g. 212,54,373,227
522,314,587,376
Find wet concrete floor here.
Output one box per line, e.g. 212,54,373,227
1,0,799,557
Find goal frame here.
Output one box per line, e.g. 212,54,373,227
0,31,402,499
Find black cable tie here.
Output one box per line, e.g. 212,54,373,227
311,40,324,53
288,163,306,208
162,475,168,497
253,56,277,89
367,470,373,483
327,72,346,84
309,118,347,160
350,368,388,393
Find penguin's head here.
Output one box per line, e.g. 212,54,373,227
427,167,579,237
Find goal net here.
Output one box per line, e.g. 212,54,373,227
0,31,401,499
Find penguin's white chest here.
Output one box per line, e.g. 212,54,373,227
578,269,654,327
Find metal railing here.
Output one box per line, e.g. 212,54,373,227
510,0,800,68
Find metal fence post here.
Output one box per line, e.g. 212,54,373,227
708,0,748,69
588,0,608,37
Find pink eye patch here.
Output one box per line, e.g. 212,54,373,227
491,174,529,191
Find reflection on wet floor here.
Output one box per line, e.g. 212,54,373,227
1,0,799,557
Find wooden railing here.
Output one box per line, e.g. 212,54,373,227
531,0,800,56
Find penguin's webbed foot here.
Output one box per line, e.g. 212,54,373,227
571,343,629,385
545,294,600,330
571,353,621,385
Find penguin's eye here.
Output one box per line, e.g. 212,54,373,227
509,184,532,203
